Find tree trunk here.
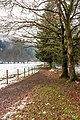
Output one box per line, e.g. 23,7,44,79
68,39,77,81
49,61,52,68
60,22,68,78
65,22,77,81
61,49,69,78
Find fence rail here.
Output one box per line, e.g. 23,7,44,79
0,66,40,84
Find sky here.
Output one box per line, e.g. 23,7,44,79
0,0,45,42
0,0,42,37
0,8,7,16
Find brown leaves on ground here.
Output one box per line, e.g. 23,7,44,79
0,68,80,119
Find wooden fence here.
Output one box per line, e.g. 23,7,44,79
1,66,39,84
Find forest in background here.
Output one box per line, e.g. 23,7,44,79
0,39,38,63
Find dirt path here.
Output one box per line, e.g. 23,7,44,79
0,68,55,116
0,68,80,118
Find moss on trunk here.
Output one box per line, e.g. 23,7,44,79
65,21,77,81
48,61,53,68
60,19,68,78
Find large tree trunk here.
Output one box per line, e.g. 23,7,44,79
57,0,77,81
68,39,77,81
61,48,68,78
48,61,53,68
65,22,77,81
60,22,68,78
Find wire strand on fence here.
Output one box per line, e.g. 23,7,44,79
4,66,40,85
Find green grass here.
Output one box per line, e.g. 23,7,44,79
10,84,80,120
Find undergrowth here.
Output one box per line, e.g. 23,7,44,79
10,84,80,120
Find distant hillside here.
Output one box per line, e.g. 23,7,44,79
26,47,38,61
0,40,13,50
0,40,6,50
0,40,38,62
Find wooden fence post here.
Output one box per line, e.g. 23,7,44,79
6,70,8,84
34,67,35,73
24,68,25,78
32,67,33,74
28,67,29,76
32,67,34,74
17,69,19,80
